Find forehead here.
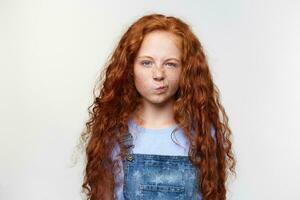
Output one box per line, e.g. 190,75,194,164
136,31,182,59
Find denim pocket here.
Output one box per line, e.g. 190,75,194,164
140,183,185,192
140,183,185,200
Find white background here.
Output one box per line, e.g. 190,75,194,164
1,0,299,199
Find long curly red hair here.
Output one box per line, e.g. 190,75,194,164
80,13,236,200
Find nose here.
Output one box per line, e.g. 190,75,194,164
152,65,165,81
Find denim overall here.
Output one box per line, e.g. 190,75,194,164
120,131,202,200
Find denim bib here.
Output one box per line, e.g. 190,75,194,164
120,131,202,200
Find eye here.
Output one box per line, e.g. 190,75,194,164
141,60,152,66
166,62,177,67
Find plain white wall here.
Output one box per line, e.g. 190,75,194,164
1,0,299,199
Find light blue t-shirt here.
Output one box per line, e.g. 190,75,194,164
113,118,216,199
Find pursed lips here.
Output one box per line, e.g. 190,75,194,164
155,85,167,89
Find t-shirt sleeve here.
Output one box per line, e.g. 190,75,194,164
211,125,216,142
115,184,124,200
111,143,125,200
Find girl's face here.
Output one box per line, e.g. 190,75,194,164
133,30,182,106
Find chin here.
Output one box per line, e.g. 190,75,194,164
149,97,174,105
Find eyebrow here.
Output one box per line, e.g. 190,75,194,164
136,56,181,62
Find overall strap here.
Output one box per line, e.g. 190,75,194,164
119,131,135,161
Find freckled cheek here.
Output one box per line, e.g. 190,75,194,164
133,69,143,89
169,80,180,92
134,75,151,92
169,74,181,86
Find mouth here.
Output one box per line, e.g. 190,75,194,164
155,85,167,90
154,86,168,94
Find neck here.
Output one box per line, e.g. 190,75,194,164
132,99,177,129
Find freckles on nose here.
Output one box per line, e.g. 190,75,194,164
152,67,165,75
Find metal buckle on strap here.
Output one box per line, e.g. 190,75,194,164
126,154,134,161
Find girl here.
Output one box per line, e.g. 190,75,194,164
80,13,236,200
